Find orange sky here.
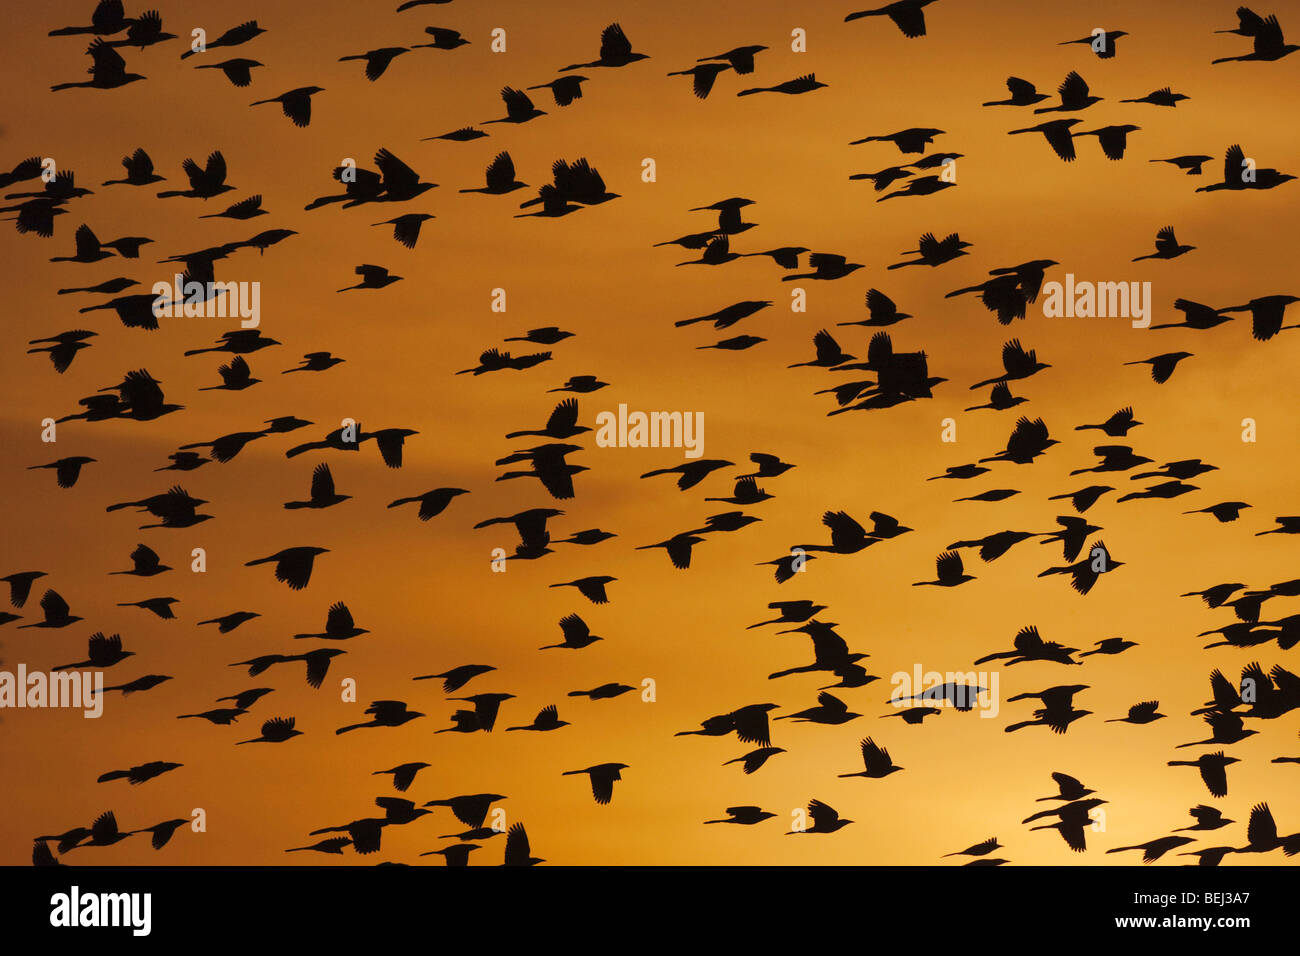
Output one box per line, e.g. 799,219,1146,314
0,0,1297,865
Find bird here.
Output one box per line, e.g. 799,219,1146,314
461,154,528,200
527,76,587,106
541,614,603,650
851,128,945,153
1150,155,1214,175
250,88,323,127
1213,12,1298,63
339,265,402,292
336,701,424,734
787,800,853,834
738,74,827,96
507,705,570,732
983,77,1050,107
1074,124,1141,160
180,19,265,59
1107,836,1196,864
18,590,83,628
244,547,328,590
195,57,263,87
943,838,1003,859
51,38,146,91
1059,30,1127,58
1008,119,1082,161
1122,87,1189,107
502,823,543,866
1133,227,1194,260
1167,752,1240,798
844,0,941,38
1124,352,1192,384
561,23,648,70
238,717,302,744
1106,701,1166,724
838,738,904,778
562,763,629,804
705,806,776,825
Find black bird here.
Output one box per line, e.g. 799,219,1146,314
1074,124,1141,160
337,701,424,734
232,649,345,689
195,58,264,87
705,806,776,825
1196,144,1294,192
18,590,82,628
27,455,96,488
787,800,853,834
889,232,971,270
54,632,133,670
389,487,468,521
461,152,527,195
1080,637,1137,658
198,611,260,633
560,23,648,70
1008,119,1082,161
983,77,1050,107
413,664,495,693
845,0,940,38
295,602,367,641
507,705,570,732
1213,11,1298,63
1149,155,1214,175
485,87,545,125
738,74,828,96
1038,540,1123,595
527,76,588,106
51,38,145,91
723,747,786,775
1218,295,1300,341
668,63,732,99
943,838,1003,858
502,823,543,866
699,45,767,73
98,761,182,785
180,20,265,59
157,151,234,199
1167,752,1240,798
244,547,329,590
239,717,303,744
563,763,629,805
1059,30,1127,58
339,264,402,291
1124,352,1192,384
1034,71,1102,112
251,87,323,127
1123,87,1189,107
284,464,350,510
913,551,974,587
1044,515,1109,561
416,27,469,51
49,0,130,36
851,128,944,153
1106,701,1166,724
541,614,603,650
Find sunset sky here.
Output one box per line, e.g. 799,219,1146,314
1,0,1297,865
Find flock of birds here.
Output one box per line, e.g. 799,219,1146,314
8,0,1299,866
